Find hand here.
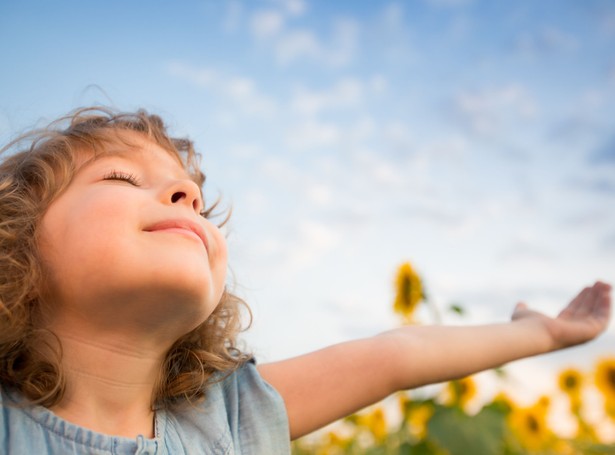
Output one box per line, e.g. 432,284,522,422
511,281,612,351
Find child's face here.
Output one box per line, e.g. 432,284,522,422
38,132,228,340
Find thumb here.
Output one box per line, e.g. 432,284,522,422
511,302,529,320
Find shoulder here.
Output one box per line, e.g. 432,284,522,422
223,359,288,420
166,360,290,454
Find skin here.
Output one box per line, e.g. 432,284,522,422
259,283,611,438
37,131,612,441
38,133,227,437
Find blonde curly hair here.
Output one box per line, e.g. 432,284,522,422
0,107,251,409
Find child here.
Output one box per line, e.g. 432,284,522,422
0,107,611,454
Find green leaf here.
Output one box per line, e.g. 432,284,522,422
492,366,507,378
427,405,507,455
398,442,414,455
365,447,388,455
572,442,615,454
448,304,465,315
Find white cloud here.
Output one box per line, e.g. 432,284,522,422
371,160,405,187
306,183,332,207
285,120,341,150
260,156,304,187
223,0,243,33
372,3,418,63
347,117,376,143
290,78,364,116
227,143,262,159
515,26,579,57
228,0,305,39
237,217,342,278
419,135,468,161
251,10,285,39
224,76,278,115
270,0,307,16
227,77,255,98
497,237,558,265
211,111,237,129
352,150,406,189
602,11,615,35
274,18,359,67
369,75,388,94
380,3,404,30
327,19,359,67
423,0,475,7
452,84,537,136
541,27,579,51
167,61,217,87
167,62,278,116
275,29,321,64
242,190,270,215
287,220,340,269
383,121,414,146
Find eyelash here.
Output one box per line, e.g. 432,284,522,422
100,171,214,221
102,170,141,186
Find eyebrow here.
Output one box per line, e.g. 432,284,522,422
78,152,133,172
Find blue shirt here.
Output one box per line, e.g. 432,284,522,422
0,361,290,454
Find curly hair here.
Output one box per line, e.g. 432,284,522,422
0,107,251,409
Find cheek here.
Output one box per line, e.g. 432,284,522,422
207,225,229,281
39,193,134,281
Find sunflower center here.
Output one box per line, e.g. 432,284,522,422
401,277,411,302
564,375,578,389
526,415,540,434
459,382,467,395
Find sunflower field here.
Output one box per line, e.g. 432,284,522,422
291,263,615,455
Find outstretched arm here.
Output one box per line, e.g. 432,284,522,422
258,281,611,439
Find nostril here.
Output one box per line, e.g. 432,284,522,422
171,191,186,203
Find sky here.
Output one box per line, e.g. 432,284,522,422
1,0,614,416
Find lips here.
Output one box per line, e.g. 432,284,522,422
144,219,208,250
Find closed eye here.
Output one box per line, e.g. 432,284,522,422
102,170,141,186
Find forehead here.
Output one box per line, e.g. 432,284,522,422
76,130,191,178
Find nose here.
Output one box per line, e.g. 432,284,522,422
165,179,204,213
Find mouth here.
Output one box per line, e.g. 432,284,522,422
144,219,209,251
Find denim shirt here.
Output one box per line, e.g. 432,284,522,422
0,361,290,454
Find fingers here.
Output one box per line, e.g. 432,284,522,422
559,281,612,321
585,282,611,321
559,286,591,319
514,302,528,311
593,281,612,321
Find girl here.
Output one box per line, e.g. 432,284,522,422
0,107,611,454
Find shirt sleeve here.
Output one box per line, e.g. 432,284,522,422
222,359,291,454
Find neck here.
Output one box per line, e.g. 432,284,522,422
49,330,167,438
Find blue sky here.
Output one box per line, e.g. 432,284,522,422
1,0,615,415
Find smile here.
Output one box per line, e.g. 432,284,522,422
144,219,209,250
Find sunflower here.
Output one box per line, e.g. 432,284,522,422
595,358,615,403
444,376,477,410
393,262,423,323
558,367,584,412
507,397,553,451
535,395,550,415
399,392,412,418
407,403,434,440
605,397,615,420
317,431,351,455
363,407,387,443
558,368,583,397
